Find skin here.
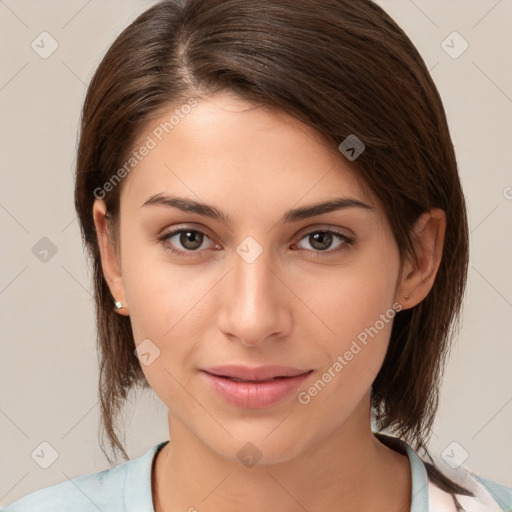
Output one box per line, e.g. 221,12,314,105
93,91,446,512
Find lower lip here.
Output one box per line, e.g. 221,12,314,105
200,371,312,409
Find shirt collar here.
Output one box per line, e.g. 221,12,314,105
126,440,168,511
373,432,430,512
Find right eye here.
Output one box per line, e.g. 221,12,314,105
158,228,218,257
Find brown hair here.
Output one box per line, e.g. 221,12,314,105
74,0,472,501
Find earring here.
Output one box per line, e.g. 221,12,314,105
113,300,126,310
404,295,409,300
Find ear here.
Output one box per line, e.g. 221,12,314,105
395,208,446,310
92,199,129,316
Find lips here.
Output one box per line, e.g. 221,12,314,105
201,364,311,381
200,365,313,409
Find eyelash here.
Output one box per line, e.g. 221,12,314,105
157,228,354,259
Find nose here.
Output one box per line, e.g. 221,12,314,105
216,245,292,347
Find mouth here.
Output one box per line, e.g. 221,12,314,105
210,375,298,383
199,365,313,409
201,364,313,381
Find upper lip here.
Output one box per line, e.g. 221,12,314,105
201,365,312,381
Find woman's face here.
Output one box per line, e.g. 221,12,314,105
95,91,407,463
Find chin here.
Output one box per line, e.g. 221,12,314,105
205,429,311,467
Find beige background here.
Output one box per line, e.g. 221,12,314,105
1,0,511,506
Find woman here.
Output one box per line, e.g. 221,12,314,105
3,0,511,511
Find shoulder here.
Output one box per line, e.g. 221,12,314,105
468,473,512,511
376,432,512,512
439,468,512,512
1,471,109,512
1,442,166,512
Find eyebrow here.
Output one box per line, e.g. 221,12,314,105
141,193,374,224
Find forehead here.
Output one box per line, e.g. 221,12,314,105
121,92,376,214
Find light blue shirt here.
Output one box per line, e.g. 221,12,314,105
3,434,512,511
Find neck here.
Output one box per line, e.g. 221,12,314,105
152,397,412,512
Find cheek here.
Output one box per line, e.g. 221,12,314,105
296,249,399,392
125,265,216,339
296,283,397,423
119,226,199,338
120,245,217,399
301,252,399,344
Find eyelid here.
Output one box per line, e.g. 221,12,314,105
159,222,215,238
295,223,354,238
159,223,353,243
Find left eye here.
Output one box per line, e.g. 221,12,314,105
295,230,353,254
